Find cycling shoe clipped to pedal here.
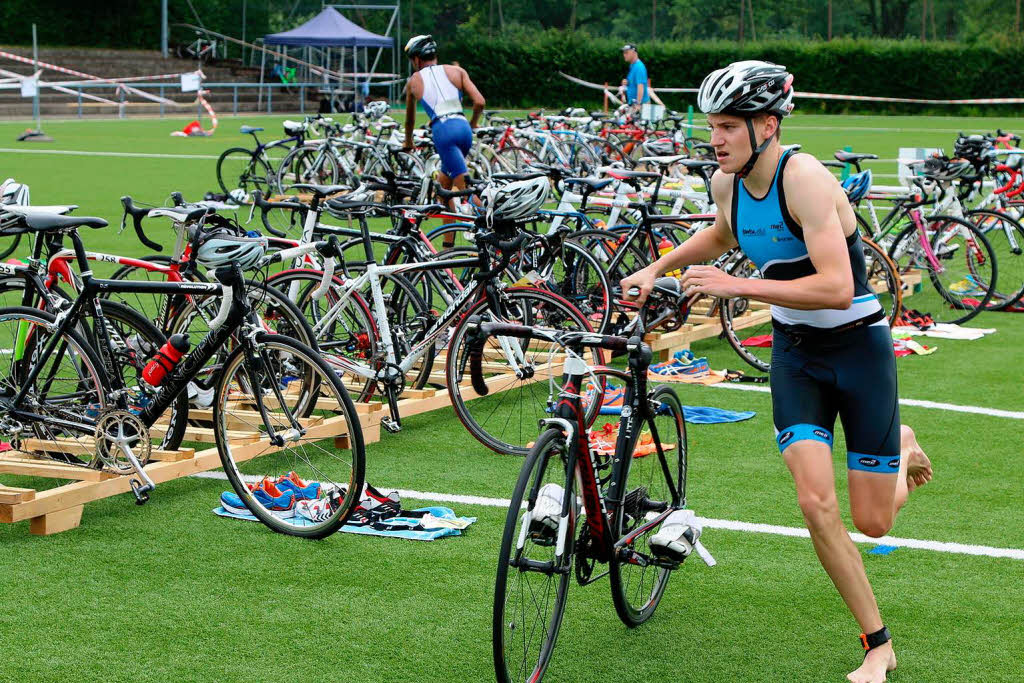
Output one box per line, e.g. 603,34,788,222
648,509,716,567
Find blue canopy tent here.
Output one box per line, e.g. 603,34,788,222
259,7,398,109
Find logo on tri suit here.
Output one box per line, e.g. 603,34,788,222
742,227,766,237
887,458,901,469
858,457,880,468
778,430,794,445
813,429,830,440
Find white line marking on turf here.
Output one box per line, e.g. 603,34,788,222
191,472,1024,560
0,147,219,160
707,382,1024,419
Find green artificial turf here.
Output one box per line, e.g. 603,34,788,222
0,112,1022,682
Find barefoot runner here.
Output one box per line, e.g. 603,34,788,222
620,60,932,683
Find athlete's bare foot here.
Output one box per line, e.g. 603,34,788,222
900,425,932,493
847,642,897,683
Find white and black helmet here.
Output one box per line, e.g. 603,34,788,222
698,60,795,120
365,100,390,119
195,227,267,270
483,176,549,223
405,34,437,60
0,178,29,205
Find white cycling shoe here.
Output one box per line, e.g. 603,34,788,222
649,509,702,564
530,483,566,537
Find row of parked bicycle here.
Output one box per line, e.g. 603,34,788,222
0,114,1018,534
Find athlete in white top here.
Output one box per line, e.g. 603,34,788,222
403,35,485,245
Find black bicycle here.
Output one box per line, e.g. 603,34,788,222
473,285,711,682
0,212,364,538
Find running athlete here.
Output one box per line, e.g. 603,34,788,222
620,61,932,683
403,34,485,245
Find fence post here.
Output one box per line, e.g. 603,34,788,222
603,82,608,113
268,85,273,114
233,86,238,116
686,105,693,139
159,85,165,118
300,85,305,114
77,88,82,118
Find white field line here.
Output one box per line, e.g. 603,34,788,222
706,382,1024,420
0,147,219,160
192,472,1024,560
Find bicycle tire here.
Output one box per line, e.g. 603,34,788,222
966,208,1024,309
608,383,687,627
214,332,365,539
265,269,378,403
0,306,109,465
0,233,22,260
445,287,603,456
888,215,997,324
493,427,576,683
861,236,903,326
83,300,190,451
276,145,340,193
216,148,271,196
719,255,772,373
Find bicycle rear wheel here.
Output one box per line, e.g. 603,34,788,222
608,384,687,627
216,148,271,196
966,209,1024,309
214,333,365,539
493,427,576,683
719,256,773,373
0,306,108,465
861,236,903,326
889,216,997,324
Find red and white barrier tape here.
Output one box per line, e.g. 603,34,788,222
560,72,1024,105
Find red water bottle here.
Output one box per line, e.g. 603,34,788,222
142,334,190,386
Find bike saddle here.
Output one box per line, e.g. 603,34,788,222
240,126,264,134
17,212,108,234
834,150,878,164
637,154,688,166
290,183,352,198
563,177,615,192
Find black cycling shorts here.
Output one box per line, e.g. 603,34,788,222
770,322,901,473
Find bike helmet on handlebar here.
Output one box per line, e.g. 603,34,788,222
405,35,437,60
841,170,873,203
365,100,390,120
194,226,267,270
482,176,549,225
697,60,795,178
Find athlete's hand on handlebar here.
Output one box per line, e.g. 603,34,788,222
619,267,659,307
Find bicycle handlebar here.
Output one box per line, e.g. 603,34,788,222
250,190,305,237
463,317,636,397
120,196,164,252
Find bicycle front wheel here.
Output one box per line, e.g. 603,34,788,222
445,287,603,456
493,427,576,683
214,333,365,539
608,384,687,627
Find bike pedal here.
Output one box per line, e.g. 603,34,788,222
130,479,152,505
381,417,401,434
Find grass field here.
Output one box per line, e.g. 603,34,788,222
0,112,1022,682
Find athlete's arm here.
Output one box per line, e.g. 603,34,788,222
404,74,421,149
458,67,486,128
681,156,855,310
620,171,737,304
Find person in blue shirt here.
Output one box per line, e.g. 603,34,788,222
619,44,650,108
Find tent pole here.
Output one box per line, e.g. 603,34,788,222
258,48,266,109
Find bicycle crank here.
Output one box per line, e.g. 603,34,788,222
94,409,155,504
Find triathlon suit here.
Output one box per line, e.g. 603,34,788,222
731,149,901,473
417,64,473,178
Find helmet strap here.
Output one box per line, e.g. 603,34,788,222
737,117,773,179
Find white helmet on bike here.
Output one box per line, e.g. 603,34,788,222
195,227,267,270
364,100,389,120
0,179,29,205
483,176,549,223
